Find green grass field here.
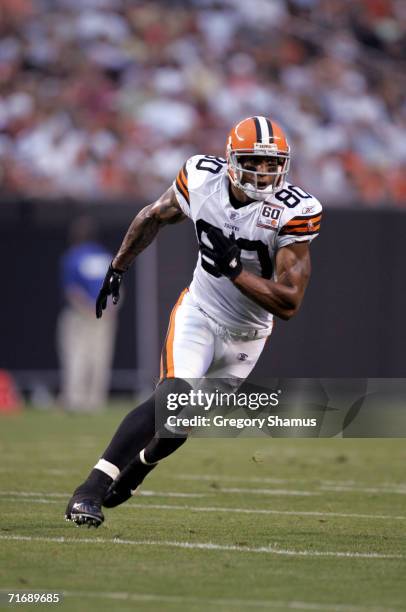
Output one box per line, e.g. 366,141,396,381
1,406,405,612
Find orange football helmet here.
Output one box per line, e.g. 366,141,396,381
226,116,290,199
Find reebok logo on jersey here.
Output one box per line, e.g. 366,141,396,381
237,352,248,361
302,205,315,214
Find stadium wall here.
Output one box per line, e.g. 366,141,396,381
1,202,405,394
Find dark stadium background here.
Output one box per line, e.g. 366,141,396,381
0,0,405,398
2,204,405,392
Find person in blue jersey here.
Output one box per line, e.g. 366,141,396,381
57,216,118,411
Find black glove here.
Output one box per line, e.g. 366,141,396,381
201,228,242,281
96,262,125,319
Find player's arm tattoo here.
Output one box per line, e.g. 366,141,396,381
233,242,311,320
113,186,186,270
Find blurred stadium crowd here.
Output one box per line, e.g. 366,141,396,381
0,0,405,207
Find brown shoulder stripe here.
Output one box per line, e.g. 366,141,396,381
280,223,321,236
176,176,189,203
175,165,190,205
281,213,322,234
285,213,322,226
282,220,321,231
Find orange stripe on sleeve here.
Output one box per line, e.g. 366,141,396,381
280,212,322,236
280,223,321,236
283,223,320,232
176,176,189,202
291,224,321,234
180,167,188,189
286,214,322,227
175,167,190,204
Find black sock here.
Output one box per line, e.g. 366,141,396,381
73,469,113,500
102,395,157,470
72,396,157,499
109,431,188,496
144,430,188,464
102,378,192,469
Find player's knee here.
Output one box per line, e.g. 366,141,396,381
157,377,193,395
154,377,193,427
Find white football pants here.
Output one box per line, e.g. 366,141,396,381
160,289,270,386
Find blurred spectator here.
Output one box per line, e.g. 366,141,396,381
57,216,118,411
0,0,404,207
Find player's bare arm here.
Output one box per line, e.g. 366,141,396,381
113,186,186,271
233,242,311,321
96,186,185,318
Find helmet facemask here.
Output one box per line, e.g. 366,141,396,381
227,146,290,200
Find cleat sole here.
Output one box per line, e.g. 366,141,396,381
65,496,104,528
65,513,103,528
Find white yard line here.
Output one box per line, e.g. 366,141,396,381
0,588,396,612
58,589,399,612
0,491,69,498
175,474,406,493
175,473,313,485
0,467,78,475
218,488,319,496
2,492,406,521
0,490,209,499
2,498,60,504
0,534,403,560
127,502,406,521
141,491,208,498
321,485,406,495
2,467,405,492
0,488,322,499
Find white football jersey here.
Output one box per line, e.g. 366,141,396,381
173,155,322,333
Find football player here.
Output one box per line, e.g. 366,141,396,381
65,116,322,527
